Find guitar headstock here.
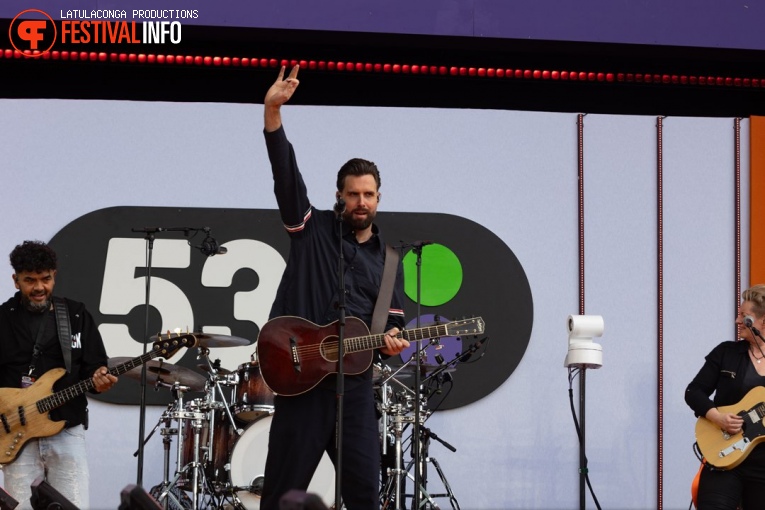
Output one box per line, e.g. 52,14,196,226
445,317,485,336
151,331,200,360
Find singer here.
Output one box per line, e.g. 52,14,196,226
260,65,409,510
685,284,765,509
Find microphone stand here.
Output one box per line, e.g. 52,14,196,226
130,227,158,486
334,208,347,510
130,225,210,486
410,243,425,510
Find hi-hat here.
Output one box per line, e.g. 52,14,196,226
150,331,251,348
110,357,207,391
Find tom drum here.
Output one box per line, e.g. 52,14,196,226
233,362,275,422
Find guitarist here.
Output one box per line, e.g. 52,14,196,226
685,284,765,509
260,65,410,510
0,241,117,508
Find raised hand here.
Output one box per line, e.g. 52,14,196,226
265,65,300,108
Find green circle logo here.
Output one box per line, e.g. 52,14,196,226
402,243,463,306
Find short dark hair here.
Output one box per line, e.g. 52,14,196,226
10,240,58,274
336,158,381,192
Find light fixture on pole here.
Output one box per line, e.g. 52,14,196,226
564,314,604,369
565,314,604,510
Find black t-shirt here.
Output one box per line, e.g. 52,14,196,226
0,294,109,427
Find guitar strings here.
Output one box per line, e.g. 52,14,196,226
2,346,182,442
291,332,408,360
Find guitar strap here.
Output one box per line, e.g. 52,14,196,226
370,244,400,335
52,296,73,373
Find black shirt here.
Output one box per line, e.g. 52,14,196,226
264,126,406,388
0,293,109,427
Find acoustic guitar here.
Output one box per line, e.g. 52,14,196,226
256,315,485,396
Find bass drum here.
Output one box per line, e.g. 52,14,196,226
230,415,336,509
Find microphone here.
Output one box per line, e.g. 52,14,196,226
334,198,346,214
459,337,487,363
197,230,227,256
744,315,762,337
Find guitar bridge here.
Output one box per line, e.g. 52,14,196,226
289,337,301,373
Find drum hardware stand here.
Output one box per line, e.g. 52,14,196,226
381,420,460,510
380,405,415,510
198,348,244,438
410,426,460,510
152,382,208,510
141,384,191,510
196,350,249,509
380,337,480,510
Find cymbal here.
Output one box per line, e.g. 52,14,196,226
197,364,233,375
391,364,457,376
109,357,207,391
150,332,251,348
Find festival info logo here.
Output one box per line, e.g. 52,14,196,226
49,206,533,411
10,9,186,57
9,9,57,56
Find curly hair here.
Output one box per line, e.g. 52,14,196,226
9,240,57,274
336,158,381,192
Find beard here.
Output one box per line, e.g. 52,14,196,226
21,292,51,313
343,209,376,231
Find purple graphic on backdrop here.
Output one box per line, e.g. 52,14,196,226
399,314,463,366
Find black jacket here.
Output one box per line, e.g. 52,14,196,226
0,292,109,427
685,340,752,418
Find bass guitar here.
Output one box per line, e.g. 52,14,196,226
695,386,765,469
257,315,485,396
0,331,198,465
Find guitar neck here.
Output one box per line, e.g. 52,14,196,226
344,323,453,353
37,349,161,414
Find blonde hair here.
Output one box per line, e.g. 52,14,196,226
742,284,765,317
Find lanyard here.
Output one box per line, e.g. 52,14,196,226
27,305,51,377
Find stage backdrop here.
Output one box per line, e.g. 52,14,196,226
0,98,750,510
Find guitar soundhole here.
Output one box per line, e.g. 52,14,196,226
320,339,339,363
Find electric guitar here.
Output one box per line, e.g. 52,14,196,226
256,315,485,396
695,386,765,469
0,332,199,465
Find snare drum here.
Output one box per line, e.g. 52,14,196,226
233,362,275,422
229,415,335,509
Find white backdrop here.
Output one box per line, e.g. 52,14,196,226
0,98,750,509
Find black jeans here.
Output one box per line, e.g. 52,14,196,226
697,447,765,510
261,382,380,510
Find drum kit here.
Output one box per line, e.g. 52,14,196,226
375,361,462,510
113,333,468,510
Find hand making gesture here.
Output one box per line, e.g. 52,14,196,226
264,65,300,132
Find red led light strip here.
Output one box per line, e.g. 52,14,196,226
1,49,762,88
